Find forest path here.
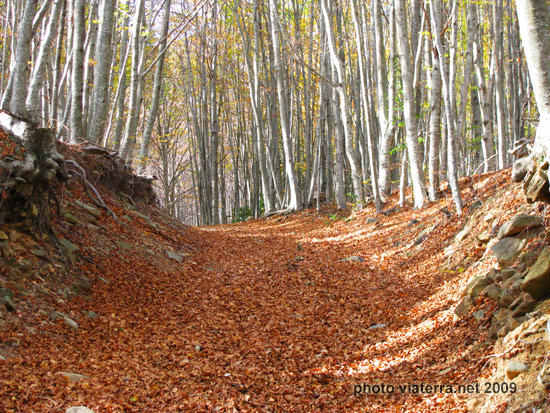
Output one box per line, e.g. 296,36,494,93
128,208,486,412
3,202,496,412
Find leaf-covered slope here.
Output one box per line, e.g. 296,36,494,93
0,168,544,412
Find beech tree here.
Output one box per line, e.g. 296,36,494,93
0,0,535,223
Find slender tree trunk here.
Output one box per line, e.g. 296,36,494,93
69,0,86,143
394,0,427,209
120,0,145,161
493,0,508,169
321,0,363,209
138,0,171,173
88,0,115,143
268,0,302,210
25,0,64,121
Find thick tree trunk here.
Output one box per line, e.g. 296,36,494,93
513,0,550,201
5,0,38,116
0,111,64,183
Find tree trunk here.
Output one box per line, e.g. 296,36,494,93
69,0,86,143
394,0,427,209
513,0,550,189
138,0,171,174
268,0,302,211
5,0,37,116
87,0,116,143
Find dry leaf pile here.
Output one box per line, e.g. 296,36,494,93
0,170,529,412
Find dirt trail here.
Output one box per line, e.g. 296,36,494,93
2,174,515,412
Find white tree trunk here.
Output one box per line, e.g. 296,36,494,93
321,0,363,209
268,0,302,210
87,0,116,143
6,0,37,116
69,0,86,143
25,0,64,121
394,0,427,209
138,0,171,174
515,0,550,160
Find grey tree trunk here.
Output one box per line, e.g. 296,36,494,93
25,0,64,121
87,0,116,143
493,0,508,169
394,0,427,209
513,0,550,179
321,0,363,209
6,0,37,116
429,0,463,213
69,0,86,143
268,0,302,210
138,0,171,174
120,0,145,161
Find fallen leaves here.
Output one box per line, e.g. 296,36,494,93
0,170,528,412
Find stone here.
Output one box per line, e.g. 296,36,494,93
1,295,15,312
455,296,474,317
57,372,89,383
167,250,185,263
414,228,430,245
58,238,79,264
477,232,491,243
484,285,514,307
456,227,470,242
498,214,542,239
407,219,419,228
31,248,46,258
522,247,550,299
62,212,79,224
473,309,486,322
505,361,529,379
502,273,523,290
367,323,386,330
466,276,491,298
72,280,92,295
83,310,98,319
501,268,517,281
491,237,527,267
74,200,101,217
366,217,379,224
526,169,550,203
0,231,8,240
486,269,500,281
66,407,95,413
484,212,495,222
115,240,133,251
344,256,364,263
54,311,79,330
511,293,537,317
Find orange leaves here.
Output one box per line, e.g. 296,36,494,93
0,170,525,412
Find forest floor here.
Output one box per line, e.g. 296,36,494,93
1,168,529,412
